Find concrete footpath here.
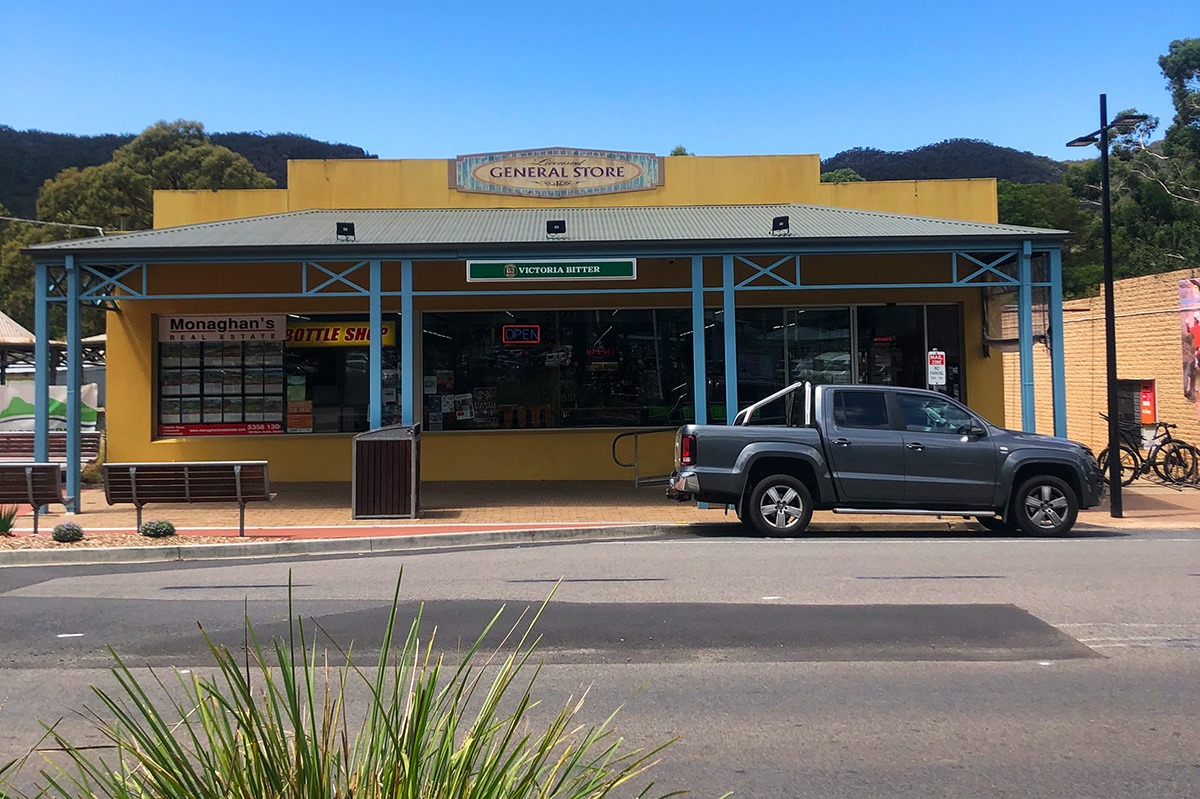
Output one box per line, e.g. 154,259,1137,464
2,480,1196,567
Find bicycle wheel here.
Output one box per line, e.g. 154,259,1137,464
1152,441,1198,484
1097,444,1139,486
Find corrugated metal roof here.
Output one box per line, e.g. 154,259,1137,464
0,311,36,346
26,204,1066,254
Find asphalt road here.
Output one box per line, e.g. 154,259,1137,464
2,527,1199,798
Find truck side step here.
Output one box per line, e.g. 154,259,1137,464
832,508,999,518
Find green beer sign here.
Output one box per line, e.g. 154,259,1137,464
466,259,637,282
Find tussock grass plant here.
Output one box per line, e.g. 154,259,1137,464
7,576,687,799
0,505,18,536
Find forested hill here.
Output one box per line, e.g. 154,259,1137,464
821,139,1068,184
0,126,376,218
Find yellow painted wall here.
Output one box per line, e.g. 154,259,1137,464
153,190,288,228
106,253,1003,481
153,154,997,227
122,152,1007,481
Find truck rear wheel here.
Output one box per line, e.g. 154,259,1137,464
747,475,813,537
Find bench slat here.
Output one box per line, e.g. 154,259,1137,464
103,462,272,503
0,432,103,465
0,463,69,507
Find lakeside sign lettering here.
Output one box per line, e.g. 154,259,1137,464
452,148,663,198
467,259,637,282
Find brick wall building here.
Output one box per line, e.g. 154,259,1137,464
1004,267,1200,449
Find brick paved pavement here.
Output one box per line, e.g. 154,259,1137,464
8,480,1198,538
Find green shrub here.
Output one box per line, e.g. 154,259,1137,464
5,578,690,799
0,505,17,536
139,519,176,538
51,522,84,543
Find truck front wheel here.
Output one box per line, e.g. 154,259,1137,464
1012,475,1079,536
747,475,814,537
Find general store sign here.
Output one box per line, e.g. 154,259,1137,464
158,314,284,342
285,321,395,347
467,259,637,282
451,148,663,198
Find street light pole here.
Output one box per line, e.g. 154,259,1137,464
1099,94,1122,518
1067,94,1148,519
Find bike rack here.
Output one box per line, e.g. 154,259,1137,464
611,428,677,487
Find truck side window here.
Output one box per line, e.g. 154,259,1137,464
832,391,890,429
897,393,974,433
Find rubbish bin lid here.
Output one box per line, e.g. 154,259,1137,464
353,423,422,441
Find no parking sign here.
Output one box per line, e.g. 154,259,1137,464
927,349,946,387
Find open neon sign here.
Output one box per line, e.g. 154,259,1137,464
502,324,541,345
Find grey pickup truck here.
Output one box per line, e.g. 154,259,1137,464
667,382,1103,537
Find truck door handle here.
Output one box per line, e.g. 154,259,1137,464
906,442,925,451
832,438,851,446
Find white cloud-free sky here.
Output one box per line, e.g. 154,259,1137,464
1,1,1195,161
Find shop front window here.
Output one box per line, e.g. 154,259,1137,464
420,309,695,430
735,307,852,423
157,339,286,437
856,304,962,398
282,314,402,433
732,304,961,423
856,305,925,389
156,314,400,437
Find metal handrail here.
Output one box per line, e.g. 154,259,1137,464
611,427,677,487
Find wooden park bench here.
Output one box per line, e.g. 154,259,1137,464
0,462,71,536
103,461,275,537
0,431,103,466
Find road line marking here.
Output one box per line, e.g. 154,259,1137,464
56,633,84,638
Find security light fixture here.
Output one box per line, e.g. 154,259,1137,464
546,220,566,236
336,222,356,241
771,215,790,235
1113,112,1150,127
1066,113,1148,149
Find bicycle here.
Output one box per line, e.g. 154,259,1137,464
1096,414,1198,486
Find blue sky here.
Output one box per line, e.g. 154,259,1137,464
1,1,1195,162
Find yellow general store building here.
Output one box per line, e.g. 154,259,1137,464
28,149,1068,506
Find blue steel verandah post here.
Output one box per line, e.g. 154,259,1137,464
34,261,50,466
722,255,737,422
400,259,414,426
369,259,382,429
65,254,82,512
1018,241,1036,432
1048,247,1067,438
691,256,707,425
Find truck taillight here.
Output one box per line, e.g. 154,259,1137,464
680,433,697,466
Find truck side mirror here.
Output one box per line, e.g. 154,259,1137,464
959,423,987,438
